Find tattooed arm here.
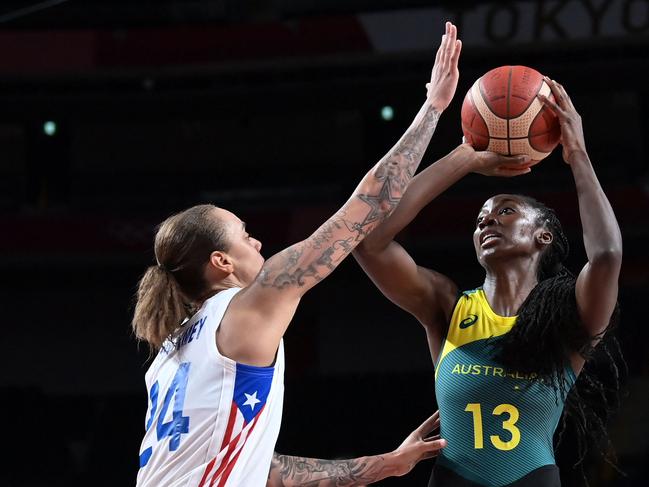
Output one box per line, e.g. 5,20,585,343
218,22,462,366
267,412,446,487
267,453,395,487
267,453,394,487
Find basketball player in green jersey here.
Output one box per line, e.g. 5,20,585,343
354,78,622,486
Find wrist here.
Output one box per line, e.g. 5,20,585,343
565,149,590,166
424,96,446,113
449,144,478,173
382,451,403,478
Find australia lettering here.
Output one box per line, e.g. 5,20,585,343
451,362,538,381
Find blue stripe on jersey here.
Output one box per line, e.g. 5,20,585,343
233,362,275,423
139,447,153,468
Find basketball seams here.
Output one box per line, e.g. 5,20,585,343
461,65,559,162
477,73,501,117
506,66,512,155
472,80,507,139
510,139,549,160
509,81,552,138
463,126,557,141
511,67,545,117
463,132,555,140
487,138,509,154
461,125,489,138
466,89,478,127
461,89,489,149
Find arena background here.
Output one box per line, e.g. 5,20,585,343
0,0,647,485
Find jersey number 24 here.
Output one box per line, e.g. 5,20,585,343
139,362,192,468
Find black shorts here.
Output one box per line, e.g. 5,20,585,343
428,464,561,487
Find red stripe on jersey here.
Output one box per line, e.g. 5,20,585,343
197,458,217,487
221,402,239,451
208,408,249,487
198,403,239,487
216,409,264,487
217,447,244,487
208,436,239,487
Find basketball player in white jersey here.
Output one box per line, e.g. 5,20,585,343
131,23,528,486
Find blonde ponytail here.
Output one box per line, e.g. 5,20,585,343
132,265,188,350
132,204,229,350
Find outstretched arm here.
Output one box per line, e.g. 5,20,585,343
538,79,622,347
220,22,463,366
267,413,445,487
353,144,529,357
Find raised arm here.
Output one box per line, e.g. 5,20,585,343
218,22,463,366
267,413,445,487
538,79,622,344
353,144,529,355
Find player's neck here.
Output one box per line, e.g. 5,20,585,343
482,263,538,316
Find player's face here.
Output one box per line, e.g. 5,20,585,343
213,208,265,286
473,195,545,268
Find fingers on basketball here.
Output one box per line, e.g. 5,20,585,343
542,77,570,112
538,96,560,118
555,82,576,110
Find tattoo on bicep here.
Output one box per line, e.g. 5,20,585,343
270,453,386,487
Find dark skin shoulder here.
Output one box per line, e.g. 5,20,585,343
354,242,458,362
354,145,529,363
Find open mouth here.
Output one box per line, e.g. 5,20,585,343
480,233,502,246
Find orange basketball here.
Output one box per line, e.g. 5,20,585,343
461,65,560,168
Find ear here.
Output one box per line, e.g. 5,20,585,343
536,229,553,247
208,250,234,275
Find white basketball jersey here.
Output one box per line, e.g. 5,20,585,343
137,287,285,487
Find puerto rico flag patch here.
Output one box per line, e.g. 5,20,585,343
198,363,274,487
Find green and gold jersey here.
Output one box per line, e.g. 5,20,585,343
434,288,576,487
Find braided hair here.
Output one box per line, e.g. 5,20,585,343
494,196,625,480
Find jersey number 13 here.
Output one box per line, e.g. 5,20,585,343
464,403,521,451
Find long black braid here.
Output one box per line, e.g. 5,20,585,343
494,196,625,482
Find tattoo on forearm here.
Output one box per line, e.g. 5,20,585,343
358,103,440,230
257,105,440,291
257,211,359,289
374,103,441,184
269,453,388,487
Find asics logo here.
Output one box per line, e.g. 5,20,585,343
459,314,479,329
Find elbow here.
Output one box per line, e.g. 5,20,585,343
355,239,379,256
591,247,623,269
356,230,393,255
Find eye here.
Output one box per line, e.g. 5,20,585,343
476,216,484,225
499,207,515,215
